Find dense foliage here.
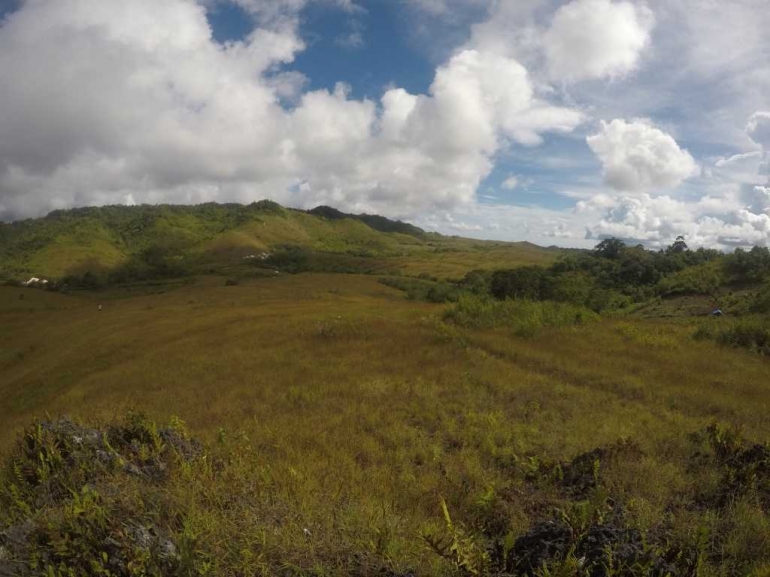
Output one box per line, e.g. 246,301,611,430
485,237,770,314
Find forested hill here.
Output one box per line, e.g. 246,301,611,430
0,201,557,282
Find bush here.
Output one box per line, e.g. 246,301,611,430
444,293,598,337
751,282,770,313
458,269,492,295
694,317,770,356
725,246,770,284
490,266,546,300
379,276,460,303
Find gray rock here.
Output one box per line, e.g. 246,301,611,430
129,525,153,549
123,463,145,477
158,538,178,561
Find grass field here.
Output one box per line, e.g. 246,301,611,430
2,270,770,575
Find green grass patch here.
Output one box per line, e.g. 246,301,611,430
444,293,598,337
693,317,770,356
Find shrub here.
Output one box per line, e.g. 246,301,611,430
490,266,547,300
751,282,770,313
458,269,492,295
444,293,598,337
694,317,770,356
379,276,460,303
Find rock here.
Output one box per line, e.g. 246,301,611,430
0,520,35,577
123,463,146,477
0,519,34,550
95,449,114,464
158,538,178,561
129,525,153,549
159,428,202,460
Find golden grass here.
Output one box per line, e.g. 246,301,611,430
2,275,770,573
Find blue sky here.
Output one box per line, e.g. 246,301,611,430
205,1,583,210
0,0,769,248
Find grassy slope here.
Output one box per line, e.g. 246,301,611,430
0,203,558,280
2,273,770,573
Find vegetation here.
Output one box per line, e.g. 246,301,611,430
694,317,770,356
444,293,598,337
3,207,770,575
379,276,461,303
0,202,557,283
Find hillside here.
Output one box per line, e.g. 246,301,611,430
4,209,770,575
0,202,558,282
3,271,770,575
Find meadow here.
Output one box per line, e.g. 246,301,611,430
2,265,770,575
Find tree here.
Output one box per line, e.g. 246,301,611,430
490,266,546,300
594,238,626,260
668,235,688,254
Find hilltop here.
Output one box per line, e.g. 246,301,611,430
0,201,558,283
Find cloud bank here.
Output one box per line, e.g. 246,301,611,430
0,0,581,221
1,0,770,250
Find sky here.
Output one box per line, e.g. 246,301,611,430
0,0,769,249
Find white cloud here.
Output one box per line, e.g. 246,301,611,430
587,119,699,192
543,0,654,82
747,111,770,148
0,0,583,221
715,151,763,169
221,0,360,24
578,186,770,249
501,176,518,190
3,0,769,251
415,201,598,248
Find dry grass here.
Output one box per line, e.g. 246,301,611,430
2,275,770,574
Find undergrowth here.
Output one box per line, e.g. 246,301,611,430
693,317,770,356
4,414,770,575
444,294,598,337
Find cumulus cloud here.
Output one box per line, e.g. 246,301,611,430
747,112,770,148
577,185,770,249
586,119,699,192
410,1,770,250
3,0,769,251
575,112,770,249
0,0,583,221
543,0,654,82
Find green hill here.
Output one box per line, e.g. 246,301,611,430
0,201,559,282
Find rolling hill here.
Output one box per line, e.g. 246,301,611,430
0,201,559,282
3,203,770,574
